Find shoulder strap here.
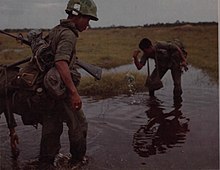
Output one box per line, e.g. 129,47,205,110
147,54,160,77
44,25,78,69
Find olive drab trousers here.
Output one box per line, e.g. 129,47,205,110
39,100,88,166
150,63,183,98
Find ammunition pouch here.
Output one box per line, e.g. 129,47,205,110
12,62,41,89
43,67,66,99
43,67,81,99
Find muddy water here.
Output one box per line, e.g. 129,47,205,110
0,64,219,170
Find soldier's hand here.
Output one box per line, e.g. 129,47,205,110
69,92,82,111
180,61,188,71
132,49,141,59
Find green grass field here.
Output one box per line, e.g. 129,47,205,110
0,24,218,97
78,24,218,82
0,24,217,80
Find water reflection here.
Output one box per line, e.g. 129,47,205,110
133,97,190,158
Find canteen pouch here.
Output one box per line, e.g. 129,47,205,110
43,67,66,99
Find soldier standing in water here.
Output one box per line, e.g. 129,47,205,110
39,0,98,169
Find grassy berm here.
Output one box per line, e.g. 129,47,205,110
0,23,218,97
79,72,146,98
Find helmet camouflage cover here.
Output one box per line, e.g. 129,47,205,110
66,0,98,21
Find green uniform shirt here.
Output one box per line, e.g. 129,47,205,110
140,41,181,68
46,19,79,65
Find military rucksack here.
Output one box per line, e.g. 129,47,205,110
6,30,56,126
170,39,188,58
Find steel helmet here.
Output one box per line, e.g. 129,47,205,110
66,0,98,21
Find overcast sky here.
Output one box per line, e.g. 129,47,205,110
0,0,218,29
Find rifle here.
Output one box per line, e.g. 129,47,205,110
75,60,102,80
0,30,31,46
0,30,102,80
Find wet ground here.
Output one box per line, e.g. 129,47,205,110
0,64,219,170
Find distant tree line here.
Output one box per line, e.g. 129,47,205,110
2,21,218,32
143,21,217,28
93,21,218,30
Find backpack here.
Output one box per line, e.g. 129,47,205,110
6,30,56,126
170,39,188,58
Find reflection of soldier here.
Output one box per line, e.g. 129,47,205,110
133,98,189,158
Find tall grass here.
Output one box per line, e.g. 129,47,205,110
0,32,31,64
78,72,146,97
1,25,217,79
77,24,218,81
0,24,218,97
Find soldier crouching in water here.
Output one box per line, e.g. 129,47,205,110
132,38,188,101
39,0,98,169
